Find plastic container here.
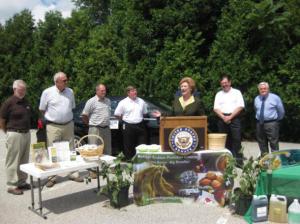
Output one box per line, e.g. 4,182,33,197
48,146,57,163
269,194,288,223
251,195,268,222
70,149,77,161
288,199,300,224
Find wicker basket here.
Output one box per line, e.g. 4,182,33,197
77,134,104,157
208,133,227,150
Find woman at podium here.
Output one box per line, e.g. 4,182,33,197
153,77,204,117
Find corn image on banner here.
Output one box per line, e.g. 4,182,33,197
132,151,233,206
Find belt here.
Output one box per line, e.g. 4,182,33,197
89,125,109,128
46,120,72,125
124,121,144,125
7,129,29,133
257,119,277,124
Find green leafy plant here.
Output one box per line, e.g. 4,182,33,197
99,153,133,206
224,156,262,206
223,155,238,189
238,157,261,197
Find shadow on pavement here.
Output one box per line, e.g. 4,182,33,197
43,189,108,214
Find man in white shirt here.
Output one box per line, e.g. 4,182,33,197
114,86,148,160
39,72,83,187
214,75,245,166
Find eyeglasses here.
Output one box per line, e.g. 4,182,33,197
62,79,68,83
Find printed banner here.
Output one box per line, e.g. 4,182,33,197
133,150,232,206
259,149,300,170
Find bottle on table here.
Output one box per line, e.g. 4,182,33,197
269,194,288,223
70,149,77,161
251,195,268,222
288,199,300,224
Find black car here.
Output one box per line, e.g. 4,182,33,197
37,96,171,155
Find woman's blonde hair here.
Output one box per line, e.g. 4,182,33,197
179,77,196,93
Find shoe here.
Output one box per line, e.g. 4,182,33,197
89,171,98,179
46,180,56,188
7,187,23,195
18,183,31,190
69,176,84,183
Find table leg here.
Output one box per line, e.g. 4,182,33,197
28,177,47,219
38,179,43,212
267,171,273,194
96,166,100,191
30,175,34,209
37,178,47,219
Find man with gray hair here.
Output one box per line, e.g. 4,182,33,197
39,72,83,187
0,80,32,195
254,82,285,155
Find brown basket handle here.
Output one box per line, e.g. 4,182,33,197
78,134,105,147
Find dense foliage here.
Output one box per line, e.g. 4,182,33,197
0,0,299,141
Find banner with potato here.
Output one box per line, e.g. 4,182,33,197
132,150,232,206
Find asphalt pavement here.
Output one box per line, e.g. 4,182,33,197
0,130,299,224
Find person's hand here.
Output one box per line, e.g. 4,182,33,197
223,115,231,124
152,110,161,117
81,114,89,125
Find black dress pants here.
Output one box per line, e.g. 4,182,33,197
217,116,243,161
122,122,146,160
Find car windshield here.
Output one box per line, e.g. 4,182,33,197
144,100,165,117
73,103,85,119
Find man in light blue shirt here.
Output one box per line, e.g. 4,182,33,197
254,82,285,155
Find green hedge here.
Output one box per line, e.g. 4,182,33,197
0,0,299,141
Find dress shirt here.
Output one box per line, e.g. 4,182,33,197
82,95,111,126
39,86,75,123
114,97,147,124
179,95,195,110
214,87,245,114
254,93,285,121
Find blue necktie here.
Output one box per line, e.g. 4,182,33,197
259,96,265,124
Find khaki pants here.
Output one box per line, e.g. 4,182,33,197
46,121,79,179
46,121,74,149
6,131,30,188
88,126,112,155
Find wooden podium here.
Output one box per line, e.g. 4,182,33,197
159,116,207,151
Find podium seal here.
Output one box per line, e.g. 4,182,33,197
169,126,199,156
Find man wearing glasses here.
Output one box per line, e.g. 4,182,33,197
39,72,83,187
